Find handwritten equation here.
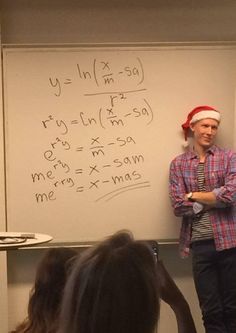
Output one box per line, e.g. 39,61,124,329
49,57,144,97
31,56,153,203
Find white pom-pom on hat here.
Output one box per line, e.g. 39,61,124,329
182,140,189,149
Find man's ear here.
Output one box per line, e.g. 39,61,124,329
189,123,195,132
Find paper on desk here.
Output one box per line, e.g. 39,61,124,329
0,232,35,239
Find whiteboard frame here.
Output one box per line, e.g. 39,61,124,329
2,42,236,245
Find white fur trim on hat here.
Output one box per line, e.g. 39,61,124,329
182,140,189,149
190,110,221,124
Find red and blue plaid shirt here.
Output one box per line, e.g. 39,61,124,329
169,145,236,257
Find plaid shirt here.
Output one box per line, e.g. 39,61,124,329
169,145,236,258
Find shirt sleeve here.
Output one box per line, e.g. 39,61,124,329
169,159,196,217
193,202,204,214
213,151,236,206
212,188,228,208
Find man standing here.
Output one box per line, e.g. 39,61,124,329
169,105,236,333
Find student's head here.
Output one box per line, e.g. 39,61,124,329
14,247,78,333
59,231,160,333
182,105,221,148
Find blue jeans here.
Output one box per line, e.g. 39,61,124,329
191,239,236,333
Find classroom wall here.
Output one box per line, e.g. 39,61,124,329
1,1,236,332
1,0,236,44
0,23,8,333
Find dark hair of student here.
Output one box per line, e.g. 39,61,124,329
59,231,160,333
11,247,78,333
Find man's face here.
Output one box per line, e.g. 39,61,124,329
190,118,219,149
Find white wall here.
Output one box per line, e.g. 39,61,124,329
1,0,236,44
0,21,8,333
1,1,236,332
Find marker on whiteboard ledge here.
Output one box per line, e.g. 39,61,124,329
146,240,159,262
20,233,36,239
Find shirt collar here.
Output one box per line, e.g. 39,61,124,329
186,144,217,160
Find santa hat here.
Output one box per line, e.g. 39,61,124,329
182,105,221,147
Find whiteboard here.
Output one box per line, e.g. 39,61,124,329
3,46,236,243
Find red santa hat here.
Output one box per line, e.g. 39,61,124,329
182,105,221,147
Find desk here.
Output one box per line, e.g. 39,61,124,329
0,233,52,332
0,233,52,250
